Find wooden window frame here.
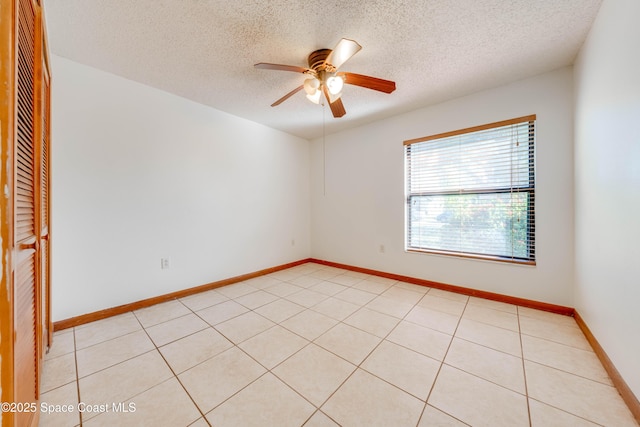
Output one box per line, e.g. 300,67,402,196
404,115,536,265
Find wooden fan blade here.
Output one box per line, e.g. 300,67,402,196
339,72,396,93
255,63,310,74
323,86,346,118
328,97,346,118
271,85,304,107
325,38,362,70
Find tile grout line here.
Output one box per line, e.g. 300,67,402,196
267,279,464,425
516,305,533,427
167,296,263,422
524,358,619,388
416,289,472,427
207,273,413,423
273,274,472,425
278,291,397,422
132,305,213,427
517,307,615,426
452,311,602,376
527,396,608,427
73,269,417,424
111,309,212,423
51,263,626,426
73,323,160,380
74,326,147,352
206,275,359,419
65,270,434,425
174,286,322,423
72,328,83,427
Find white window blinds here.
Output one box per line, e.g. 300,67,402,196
404,115,536,264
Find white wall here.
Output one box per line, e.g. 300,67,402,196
574,0,640,399
311,68,575,306
51,56,311,320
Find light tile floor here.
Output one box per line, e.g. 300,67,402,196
39,262,638,427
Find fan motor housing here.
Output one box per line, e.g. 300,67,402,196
308,49,332,71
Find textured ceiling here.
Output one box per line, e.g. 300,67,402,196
44,0,601,140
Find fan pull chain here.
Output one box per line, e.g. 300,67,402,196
323,101,327,196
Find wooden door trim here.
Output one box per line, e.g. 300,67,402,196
0,0,17,422
32,0,44,370
41,9,52,349
42,62,52,349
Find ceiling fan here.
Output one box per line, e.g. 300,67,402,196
254,38,396,118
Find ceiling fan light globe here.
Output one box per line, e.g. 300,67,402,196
303,78,320,95
326,75,344,95
306,91,321,104
327,90,342,104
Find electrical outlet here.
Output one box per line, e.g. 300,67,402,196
291,239,295,246
379,244,385,253
161,258,170,269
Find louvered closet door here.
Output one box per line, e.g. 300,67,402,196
14,0,40,424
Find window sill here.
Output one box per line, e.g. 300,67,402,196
406,248,536,266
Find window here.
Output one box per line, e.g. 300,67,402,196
404,115,536,264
